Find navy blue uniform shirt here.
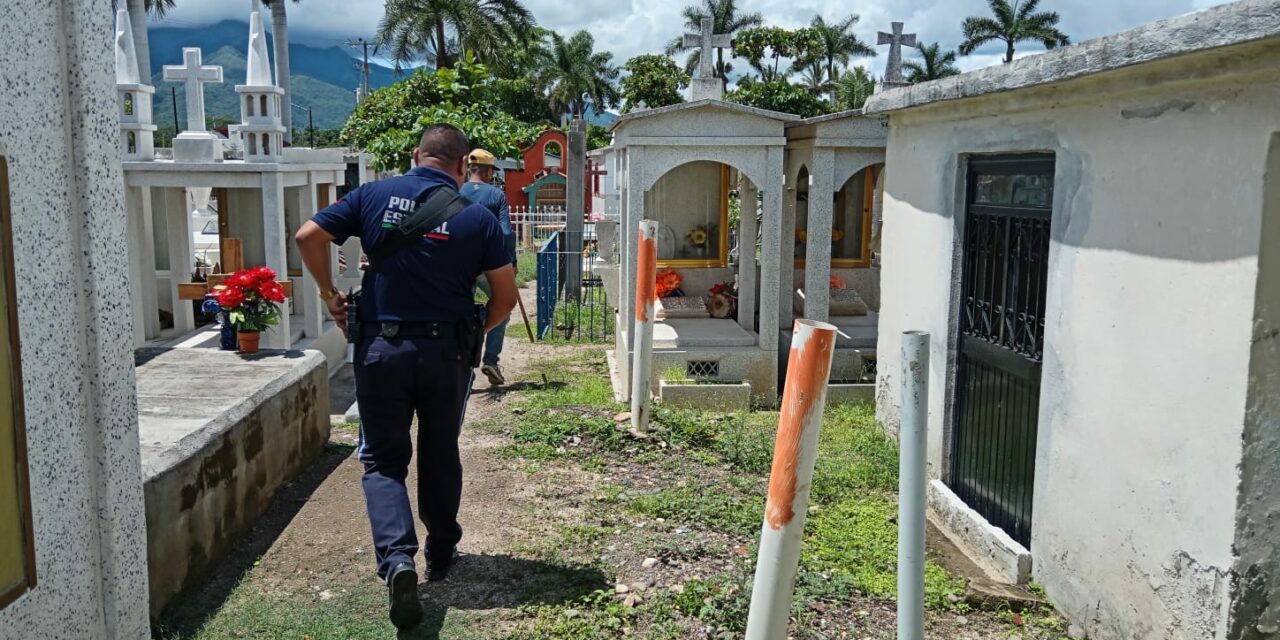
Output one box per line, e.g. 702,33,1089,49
312,166,508,323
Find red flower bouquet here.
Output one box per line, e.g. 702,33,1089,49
214,266,286,333
656,268,684,299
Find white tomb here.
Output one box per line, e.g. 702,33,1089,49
115,10,156,162
122,5,366,366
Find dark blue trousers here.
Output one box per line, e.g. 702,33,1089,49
354,336,473,581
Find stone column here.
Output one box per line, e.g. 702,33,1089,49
759,146,785,355
294,176,323,339
620,147,645,401
126,186,161,345
804,148,835,324
261,173,291,349
738,180,759,333
165,187,195,335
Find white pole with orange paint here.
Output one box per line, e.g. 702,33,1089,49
745,319,838,640
629,220,660,433
898,330,930,640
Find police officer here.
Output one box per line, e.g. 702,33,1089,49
459,149,516,386
295,124,517,631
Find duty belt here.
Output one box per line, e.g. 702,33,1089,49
360,321,457,339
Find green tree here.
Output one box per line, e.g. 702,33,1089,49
725,79,829,118
262,0,302,143
959,0,1069,64
801,15,874,101
586,124,612,150
538,30,620,119
665,0,763,86
731,26,821,82
620,54,689,112
834,66,876,110
339,57,544,172
904,42,961,82
798,59,831,97
377,0,535,71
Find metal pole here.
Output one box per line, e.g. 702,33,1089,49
308,107,315,149
171,86,180,138
745,319,838,640
629,220,659,433
898,330,930,640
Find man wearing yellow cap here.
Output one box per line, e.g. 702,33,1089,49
460,149,516,385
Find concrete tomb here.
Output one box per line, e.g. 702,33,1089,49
865,2,1280,637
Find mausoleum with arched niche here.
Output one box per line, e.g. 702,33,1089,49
609,99,796,404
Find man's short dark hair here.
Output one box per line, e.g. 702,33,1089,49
417,124,470,165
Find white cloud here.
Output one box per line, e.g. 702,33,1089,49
156,0,1238,75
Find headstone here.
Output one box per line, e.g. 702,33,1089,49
656,296,709,320
877,22,917,90
163,48,224,162
684,17,731,101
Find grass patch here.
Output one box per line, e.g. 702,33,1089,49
516,249,538,286
626,478,764,537
543,285,612,345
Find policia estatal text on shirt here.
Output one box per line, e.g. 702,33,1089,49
295,124,518,631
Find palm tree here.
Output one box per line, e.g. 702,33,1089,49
665,0,762,87
904,42,961,83
377,0,535,71
125,0,176,83
798,60,831,97
959,0,1070,63
538,30,620,120
834,66,876,111
803,14,874,101
262,0,301,143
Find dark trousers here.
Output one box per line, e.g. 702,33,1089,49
354,336,473,581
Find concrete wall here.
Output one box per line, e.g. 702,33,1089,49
0,1,152,636
1231,133,1280,639
874,57,1280,638
141,349,329,615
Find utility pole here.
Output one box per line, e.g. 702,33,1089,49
345,37,375,102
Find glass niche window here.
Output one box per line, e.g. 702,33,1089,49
0,157,35,610
795,164,879,268
645,162,730,267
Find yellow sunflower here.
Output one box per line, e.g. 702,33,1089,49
686,229,709,246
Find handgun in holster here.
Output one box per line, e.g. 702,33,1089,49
346,288,362,345
457,303,486,368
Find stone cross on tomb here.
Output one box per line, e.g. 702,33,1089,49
178,238,294,303
684,17,732,81
877,22,917,87
163,48,223,133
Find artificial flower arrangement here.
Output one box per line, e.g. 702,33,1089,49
684,225,712,248
656,268,684,299
203,266,287,354
707,279,738,319
830,274,847,290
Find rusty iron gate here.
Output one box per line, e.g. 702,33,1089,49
948,154,1054,547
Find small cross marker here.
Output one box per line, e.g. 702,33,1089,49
684,17,732,81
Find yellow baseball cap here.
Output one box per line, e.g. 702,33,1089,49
468,149,496,166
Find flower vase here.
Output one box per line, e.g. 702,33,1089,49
219,312,239,351
237,331,262,354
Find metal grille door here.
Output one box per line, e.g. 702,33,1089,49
948,155,1053,547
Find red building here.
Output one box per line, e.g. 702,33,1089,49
503,129,594,213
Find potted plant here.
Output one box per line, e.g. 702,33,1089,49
211,266,287,354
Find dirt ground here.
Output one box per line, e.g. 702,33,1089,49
158,283,1066,640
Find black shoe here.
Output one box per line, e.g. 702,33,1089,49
427,549,456,582
387,563,422,630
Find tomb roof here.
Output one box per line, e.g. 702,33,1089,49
609,99,799,132
864,0,1280,115
114,9,141,85
788,109,871,127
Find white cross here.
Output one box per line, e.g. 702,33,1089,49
683,17,732,81
163,48,223,133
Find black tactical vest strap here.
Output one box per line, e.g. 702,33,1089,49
365,185,471,272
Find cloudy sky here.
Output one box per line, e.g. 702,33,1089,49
156,0,1234,73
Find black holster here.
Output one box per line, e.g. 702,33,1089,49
457,304,486,368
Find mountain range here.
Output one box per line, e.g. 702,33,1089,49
147,19,618,132
148,20,401,129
